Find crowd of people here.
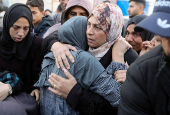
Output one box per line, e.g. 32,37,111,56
0,0,169,115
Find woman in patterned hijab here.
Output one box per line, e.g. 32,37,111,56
87,3,125,60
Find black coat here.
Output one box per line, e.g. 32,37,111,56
0,35,43,93
118,45,170,115
34,15,55,37
66,46,138,115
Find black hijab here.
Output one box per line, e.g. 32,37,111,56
127,14,154,42
0,3,33,60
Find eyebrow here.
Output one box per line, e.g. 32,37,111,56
126,30,139,34
88,21,100,26
13,24,29,28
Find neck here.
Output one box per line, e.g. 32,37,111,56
33,19,42,27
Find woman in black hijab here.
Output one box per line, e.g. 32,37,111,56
0,3,43,115
125,14,154,54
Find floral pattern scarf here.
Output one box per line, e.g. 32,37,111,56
88,3,124,60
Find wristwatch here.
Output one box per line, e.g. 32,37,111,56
7,84,13,95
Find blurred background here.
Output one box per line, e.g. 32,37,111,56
0,0,156,22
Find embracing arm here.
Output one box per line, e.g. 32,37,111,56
41,35,77,69
90,61,127,107
48,69,117,115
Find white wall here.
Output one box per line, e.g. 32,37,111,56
147,0,156,15
3,0,53,11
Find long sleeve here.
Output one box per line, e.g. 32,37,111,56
90,61,127,107
66,61,126,115
0,71,23,94
66,83,118,115
27,36,43,92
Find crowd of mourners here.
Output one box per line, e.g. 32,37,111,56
0,0,170,115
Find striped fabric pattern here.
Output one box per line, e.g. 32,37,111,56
0,72,19,87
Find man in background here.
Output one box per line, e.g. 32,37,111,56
53,0,68,24
26,0,55,37
122,0,146,37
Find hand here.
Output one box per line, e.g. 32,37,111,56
139,41,154,56
48,69,77,99
0,82,9,102
51,42,77,70
30,89,40,104
112,38,132,63
114,70,127,83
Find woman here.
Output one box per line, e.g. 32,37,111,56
139,34,162,56
41,3,138,115
125,14,155,54
36,15,129,115
0,3,43,115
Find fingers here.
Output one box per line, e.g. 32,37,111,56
117,79,125,83
66,50,75,63
61,54,70,70
68,45,77,52
55,58,60,69
63,69,75,80
48,87,67,99
48,75,59,87
30,91,34,96
125,62,129,69
114,70,127,74
52,43,76,70
35,90,40,101
50,73,65,82
114,70,127,83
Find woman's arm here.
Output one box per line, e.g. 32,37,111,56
41,35,77,69
48,69,117,115
112,37,132,63
90,61,127,107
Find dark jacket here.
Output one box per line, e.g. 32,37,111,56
66,46,138,115
118,45,170,115
0,35,43,93
34,15,55,37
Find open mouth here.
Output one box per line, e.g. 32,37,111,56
16,38,23,42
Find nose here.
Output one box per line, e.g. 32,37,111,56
18,29,24,37
127,7,130,12
150,39,155,46
86,26,94,35
126,34,133,42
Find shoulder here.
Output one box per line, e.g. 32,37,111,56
32,35,43,46
30,35,43,52
72,50,101,64
42,16,55,26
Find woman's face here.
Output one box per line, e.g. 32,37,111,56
86,15,107,49
125,24,143,52
150,35,162,47
9,17,30,42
